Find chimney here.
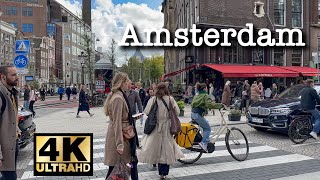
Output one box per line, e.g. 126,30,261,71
82,0,92,27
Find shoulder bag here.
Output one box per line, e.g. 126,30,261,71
161,97,182,135
144,97,158,134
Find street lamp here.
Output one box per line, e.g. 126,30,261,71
78,51,86,85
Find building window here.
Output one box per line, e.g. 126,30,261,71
292,0,302,27
22,24,33,33
254,1,265,18
318,1,320,21
292,48,302,66
252,47,264,64
10,22,18,29
274,0,285,25
223,40,244,64
274,47,285,66
22,7,33,16
6,6,11,15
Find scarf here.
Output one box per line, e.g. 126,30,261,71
120,89,139,160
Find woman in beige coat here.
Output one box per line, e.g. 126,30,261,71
138,83,184,179
104,72,139,180
251,81,261,103
221,81,232,106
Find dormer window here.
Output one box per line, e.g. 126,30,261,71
254,1,265,18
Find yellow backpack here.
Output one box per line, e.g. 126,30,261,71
175,123,198,148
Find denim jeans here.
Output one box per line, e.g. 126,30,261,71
191,112,211,144
307,109,320,133
23,100,29,110
140,116,144,125
158,164,170,176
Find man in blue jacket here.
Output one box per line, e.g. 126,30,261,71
58,85,65,100
300,79,320,140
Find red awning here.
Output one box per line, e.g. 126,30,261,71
202,64,300,78
163,64,199,79
277,66,318,77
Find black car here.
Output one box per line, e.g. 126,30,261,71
247,84,320,133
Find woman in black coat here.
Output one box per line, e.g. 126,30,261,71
76,85,94,118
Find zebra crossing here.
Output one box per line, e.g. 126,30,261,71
20,133,320,180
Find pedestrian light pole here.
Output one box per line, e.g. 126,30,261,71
78,51,86,85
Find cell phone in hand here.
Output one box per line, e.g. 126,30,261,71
132,113,144,118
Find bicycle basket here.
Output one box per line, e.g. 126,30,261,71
175,123,198,148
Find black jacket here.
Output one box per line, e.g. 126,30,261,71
24,89,30,101
138,89,146,103
300,86,320,110
66,87,72,95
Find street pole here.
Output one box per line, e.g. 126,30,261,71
81,65,84,85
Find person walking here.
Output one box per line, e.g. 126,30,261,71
39,86,46,101
23,85,30,110
66,86,72,101
138,82,184,179
29,86,36,117
0,65,20,180
258,82,264,100
126,80,143,127
250,81,260,103
58,85,64,100
104,72,140,180
221,81,232,106
143,88,154,109
136,82,146,125
191,83,217,152
71,85,77,99
271,83,278,98
209,83,215,101
76,85,93,118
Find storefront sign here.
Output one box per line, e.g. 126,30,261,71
255,74,273,77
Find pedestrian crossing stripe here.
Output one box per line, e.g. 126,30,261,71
18,41,28,52
19,136,320,180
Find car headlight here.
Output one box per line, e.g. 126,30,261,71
271,108,292,114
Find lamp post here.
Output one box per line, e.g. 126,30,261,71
79,51,86,85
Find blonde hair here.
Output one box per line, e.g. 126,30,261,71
104,72,129,116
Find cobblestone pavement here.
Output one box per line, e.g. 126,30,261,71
12,106,320,179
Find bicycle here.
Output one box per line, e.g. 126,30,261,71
177,106,249,164
288,112,313,144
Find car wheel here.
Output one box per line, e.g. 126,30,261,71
253,127,268,132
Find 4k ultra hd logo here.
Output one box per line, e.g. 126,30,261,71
34,133,93,176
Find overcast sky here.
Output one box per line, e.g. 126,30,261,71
56,0,164,66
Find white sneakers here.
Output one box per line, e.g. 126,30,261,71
310,131,319,140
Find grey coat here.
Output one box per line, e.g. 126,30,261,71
0,82,19,171
126,89,142,114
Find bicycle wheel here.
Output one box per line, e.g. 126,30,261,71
288,116,313,144
177,131,203,164
225,127,249,161
177,146,203,164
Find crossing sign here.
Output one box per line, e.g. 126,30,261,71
15,40,30,54
14,54,28,68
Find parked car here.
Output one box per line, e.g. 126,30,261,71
18,106,36,149
247,84,320,133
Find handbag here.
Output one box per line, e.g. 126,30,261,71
123,125,135,140
106,157,130,180
161,97,182,135
144,97,158,134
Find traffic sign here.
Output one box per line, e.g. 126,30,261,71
14,55,28,68
17,68,29,75
15,40,30,54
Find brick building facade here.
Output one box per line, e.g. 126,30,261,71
162,0,320,87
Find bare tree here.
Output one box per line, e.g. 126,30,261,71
107,38,117,77
82,33,95,95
